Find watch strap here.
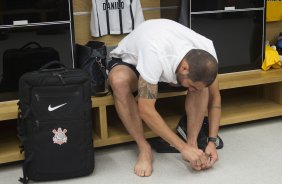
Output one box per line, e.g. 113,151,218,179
208,137,219,146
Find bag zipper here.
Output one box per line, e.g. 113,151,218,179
34,91,80,102
34,118,85,130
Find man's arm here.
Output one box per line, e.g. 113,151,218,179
206,76,221,167
208,76,221,137
137,76,207,170
138,76,185,151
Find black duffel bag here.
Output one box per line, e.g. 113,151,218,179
176,115,224,150
75,41,108,96
150,115,224,153
0,41,59,91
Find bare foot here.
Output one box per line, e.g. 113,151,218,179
134,145,153,177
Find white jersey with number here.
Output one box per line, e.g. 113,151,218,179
91,0,144,37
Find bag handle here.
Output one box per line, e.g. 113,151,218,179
20,42,42,50
39,61,66,72
96,58,107,79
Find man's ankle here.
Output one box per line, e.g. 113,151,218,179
137,141,151,150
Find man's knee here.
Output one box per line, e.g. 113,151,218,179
108,67,138,94
109,76,129,92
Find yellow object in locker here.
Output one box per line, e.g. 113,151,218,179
262,45,281,71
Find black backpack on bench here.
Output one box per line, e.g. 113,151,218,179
17,61,94,184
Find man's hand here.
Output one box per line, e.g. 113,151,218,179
180,144,208,170
204,142,219,168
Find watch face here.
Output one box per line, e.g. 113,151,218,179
214,138,220,147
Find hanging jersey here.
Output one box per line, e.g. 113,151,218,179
90,0,145,37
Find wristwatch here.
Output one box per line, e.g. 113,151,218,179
208,137,219,147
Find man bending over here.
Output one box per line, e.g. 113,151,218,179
107,19,221,177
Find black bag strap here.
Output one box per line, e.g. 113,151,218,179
96,58,107,80
17,101,29,151
19,176,29,184
94,57,109,96
17,101,32,184
20,42,42,50
19,152,33,184
39,61,66,72
88,56,107,80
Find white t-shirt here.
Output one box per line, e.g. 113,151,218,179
91,0,144,37
110,19,218,84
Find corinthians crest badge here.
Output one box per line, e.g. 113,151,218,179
52,128,68,145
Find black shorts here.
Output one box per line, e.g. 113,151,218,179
107,57,139,77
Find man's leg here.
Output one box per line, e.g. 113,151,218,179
185,88,209,146
108,65,153,177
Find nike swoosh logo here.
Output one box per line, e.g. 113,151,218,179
48,103,67,112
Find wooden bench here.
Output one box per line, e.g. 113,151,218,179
1,69,282,163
